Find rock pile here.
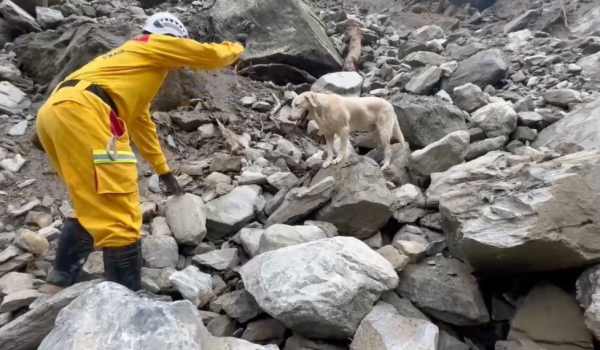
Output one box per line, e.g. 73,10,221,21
1,0,600,349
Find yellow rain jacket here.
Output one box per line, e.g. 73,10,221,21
36,34,244,247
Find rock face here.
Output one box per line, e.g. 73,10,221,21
408,130,470,176
165,194,206,246
313,157,394,239
350,301,439,350
470,103,518,138
38,282,275,350
508,284,593,350
434,150,600,272
441,49,508,91
205,185,261,240
397,256,489,326
311,72,363,96
392,94,467,148
240,236,399,339
533,99,600,150
209,0,342,78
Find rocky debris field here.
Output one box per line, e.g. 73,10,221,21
2,0,600,349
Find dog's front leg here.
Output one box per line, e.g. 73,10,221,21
331,128,349,165
322,133,335,168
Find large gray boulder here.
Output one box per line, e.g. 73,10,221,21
350,301,439,350
391,93,467,148
312,156,394,239
38,282,276,350
441,49,508,91
311,72,363,96
209,0,342,78
240,236,399,339
533,99,600,150
397,255,489,326
434,150,600,272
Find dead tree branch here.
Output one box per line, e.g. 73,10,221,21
342,19,363,72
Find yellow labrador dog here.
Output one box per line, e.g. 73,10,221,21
289,91,407,170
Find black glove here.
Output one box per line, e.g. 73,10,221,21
235,33,248,47
159,172,183,196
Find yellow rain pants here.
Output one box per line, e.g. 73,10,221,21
36,34,244,248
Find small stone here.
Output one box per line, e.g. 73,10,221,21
364,232,383,249
0,154,26,173
239,228,264,257
242,317,286,345
0,272,34,296
241,96,257,107
453,83,487,113
168,265,214,308
141,235,179,269
440,61,459,77
267,172,299,190
140,202,157,223
38,227,60,241
7,120,27,136
212,289,262,323
210,153,242,173
198,123,217,138
511,126,537,143
0,245,21,264
238,171,267,185
0,289,40,312
151,217,172,237
14,229,48,256
252,101,272,112
543,89,583,107
207,314,238,337
465,136,507,161
393,240,426,263
511,71,526,83
17,179,35,188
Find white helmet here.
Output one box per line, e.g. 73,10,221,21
143,12,188,38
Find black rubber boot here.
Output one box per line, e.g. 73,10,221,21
103,240,142,292
40,218,94,294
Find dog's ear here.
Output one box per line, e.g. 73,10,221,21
305,92,318,108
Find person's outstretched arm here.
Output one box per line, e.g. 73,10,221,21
128,106,169,175
129,34,244,70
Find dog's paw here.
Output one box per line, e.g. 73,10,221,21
331,158,342,165
381,164,389,171
322,161,331,168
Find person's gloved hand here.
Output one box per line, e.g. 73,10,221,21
235,33,248,47
159,172,183,196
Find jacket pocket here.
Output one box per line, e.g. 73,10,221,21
93,149,138,195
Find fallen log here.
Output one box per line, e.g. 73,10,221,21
342,19,363,72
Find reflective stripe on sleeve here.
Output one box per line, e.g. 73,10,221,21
93,150,137,164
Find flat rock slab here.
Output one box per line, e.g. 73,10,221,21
205,185,261,240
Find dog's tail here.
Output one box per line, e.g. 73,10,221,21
392,117,407,148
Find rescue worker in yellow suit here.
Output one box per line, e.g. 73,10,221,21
34,12,244,293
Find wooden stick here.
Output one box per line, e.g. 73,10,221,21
342,19,363,72
268,91,282,129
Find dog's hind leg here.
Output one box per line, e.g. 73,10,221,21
322,133,335,168
331,127,349,165
377,116,395,170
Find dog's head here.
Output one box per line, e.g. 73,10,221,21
288,91,318,122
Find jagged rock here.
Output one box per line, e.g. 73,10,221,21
0,253,33,277
533,99,600,150
408,130,469,176
238,171,268,185
0,281,99,350
390,184,427,223
0,272,33,296
36,7,64,29
311,71,363,96
512,126,537,143
14,229,48,257
266,176,334,226
453,83,487,112
578,51,600,91
165,194,206,246
205,185,262,240
142,267,176,294
397,255,489,326
241,236,399,339
405,66,442,95
276,139,303,164
469,128,486,142
409,25,446,42
206,314,237,337
141,235,178,269
312,157,393,239
212,289,262,323
192,248,240,271
543,89,583,108
503,9,541,33
577,265,600,340
239,228,264,257
380,291,429,321
242,318,286,345
210,153,242,173
37,282,276,350
0,289,39,312
267,172,299,191
439,331,469,350
435,150,600,272
508,284,592,350
441,49,508,91
284,336,347,350
8,120,27,136
258,224,326,254
517,111,544,128
0,313,10,327
350,301,439,350
470,103,518,138
210,0,342,78
446,42,487,61
465,136,506,161
0,18,16,48
0,81,30,114
392,93,467,148
168,265,214,308
376,245,410,273
0,154,26,173
440,60,458,77
393,239,426,263
151,217,172,237
0,0,41,33
393,225,445,256
0,246,22,264
404,51,448,67
170,111,211,132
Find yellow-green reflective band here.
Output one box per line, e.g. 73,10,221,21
93,151,137,164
